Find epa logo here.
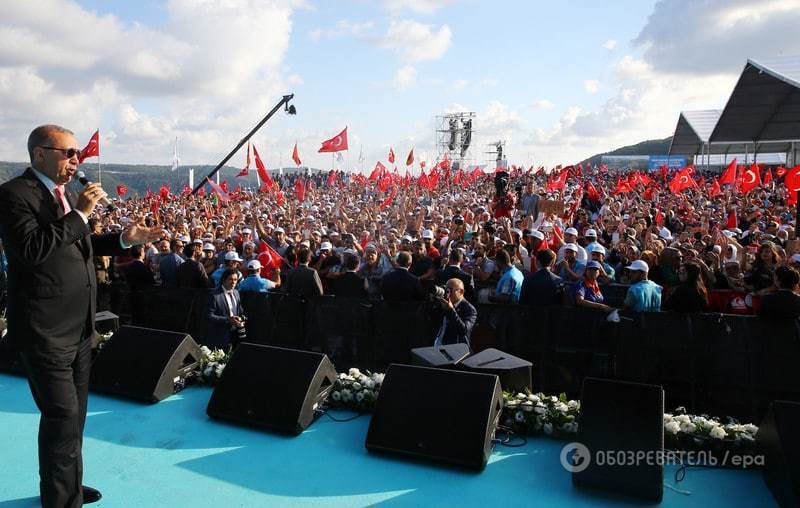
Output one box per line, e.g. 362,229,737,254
560,442,591,473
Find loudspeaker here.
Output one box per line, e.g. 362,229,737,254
89,326,201,403
366,364,503,470
207,343,337,435
95,310,120,334
460,348,532,392
411,343,470,368
759,400,800,507
572,377,664,501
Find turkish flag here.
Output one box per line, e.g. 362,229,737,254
763,168,773,185
784,164,800,196
292,142,302,166
182,185,192,196
406,149,414,166
116,185,128,197
739,163,761,193
369,161,386,181
586,182,601,202
388,147,395,164
257,240,284,278
327,170,336,187
220,180,229,193
253,144,275,191
655,209,663,226
378,172,392,193
295,179,306,202
720,158,737,184
726,209,738,230
78,130,99,163
614,178,632,195
276,190,284,207
159,185,170,201
709,178,722,197
236,142,251,177
669,168,693,194
379,187,397,209
318,127,348,153
776,166,787,178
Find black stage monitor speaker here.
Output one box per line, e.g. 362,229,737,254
95,310,120,334
207,343,337,435
572,377,664,502
411,343,470,368
90,326,201,403
366,364,503,470
759,400,800,508
460,348,532,392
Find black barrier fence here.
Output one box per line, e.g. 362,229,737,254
103,284,800,421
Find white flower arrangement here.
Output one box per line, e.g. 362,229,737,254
663,407,758,448
327,368,383,411
96,331,115,351
503,391,581,439
195,346,230,384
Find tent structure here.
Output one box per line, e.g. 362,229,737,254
668,109,721,156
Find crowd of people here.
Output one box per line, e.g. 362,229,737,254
3,161,800,349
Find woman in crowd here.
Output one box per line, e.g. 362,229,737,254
572,260,613,312
663,262,709,313
745,242,781,293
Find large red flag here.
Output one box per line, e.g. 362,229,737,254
292,142,302,166
388,147,395,164
763,168,773,185
406,149,414,166
257,240,284,278
159,184,170,201
294,179,306,202
369,161,386,181
318,127,348,153
720,159,737,184
236,142,251,177
78,130,99,163
379,187,397,209
726,209,737,230
739,163,761,193
116,185,128,197
585,182,601,202
669,167,694,194
709,178,722,197
784,164,800,197
252,144,275,191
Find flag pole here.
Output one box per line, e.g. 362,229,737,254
192,93,296,195
97,129,101,185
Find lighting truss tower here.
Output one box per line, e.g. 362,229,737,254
435,111,476,170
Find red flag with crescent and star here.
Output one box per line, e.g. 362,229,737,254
318,127,348,153
252,144,275,191
738,163,761,194
292,142,302,166
116,185,128,197
78,130,99,163
388,147,395,164
720,159,737,184
236,142,251,177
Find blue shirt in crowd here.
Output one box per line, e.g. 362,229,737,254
624,279,662,312
496,265,524,303
237,274,276,293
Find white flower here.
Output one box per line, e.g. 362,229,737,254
364,379,376,389
543,423,553,435
352,382,362,391
349,368,362,377
514,411,525,422
371,373,385,384
741,433,755,442
555,402,569,413
516,393,527,400
358,375,369,385
331,391,341,401
676,414,691,424
663,413,673,422
341,389,353,402
550,396,558,403
200,346,212,356
215,364,225,376
356,392,365,402
680,422,696,433
534,406,546,415
743,424,758,434
665,421,681,435
521,401,534,413
528,394,540,404
505,400,518,408
710,426,727,440
338,373,348,380
567,400,579,411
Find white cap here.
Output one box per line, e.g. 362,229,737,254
587,243,606,255
529,230,545,240
242,228,252,234
659,227,673,241
628,259,649,272
274,227,285,234
203,243,215,251
247,259,262,270
585,228,597,237
320,241,333,251
422,229,434,239
401,235,413,242
178,234,190,242
565,227,579,236
564,243,578,252
224,251,243,262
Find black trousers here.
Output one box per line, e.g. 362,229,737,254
20,335,91,508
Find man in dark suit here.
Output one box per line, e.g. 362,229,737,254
757,266,800,319
433,278,478,348
332,251,368,298
0,125,161,507
380,251,425,301
206,268,245,349
435,249,475,302
519,249,567,306
282,247,324,299
177,241,210,289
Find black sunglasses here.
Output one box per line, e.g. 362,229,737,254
40,146,82,159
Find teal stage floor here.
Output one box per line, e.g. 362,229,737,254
0,373,777,507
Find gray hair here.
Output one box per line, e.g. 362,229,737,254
28,124,74,162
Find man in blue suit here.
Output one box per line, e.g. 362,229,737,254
206,268,244,349
433,278,478,349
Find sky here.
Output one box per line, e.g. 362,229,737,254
1,0,799,174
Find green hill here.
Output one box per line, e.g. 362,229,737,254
580,136,673,166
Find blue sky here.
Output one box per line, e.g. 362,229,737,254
1,0,797,171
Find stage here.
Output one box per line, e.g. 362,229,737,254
0,373,776,507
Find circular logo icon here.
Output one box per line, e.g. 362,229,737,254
560,442,591,473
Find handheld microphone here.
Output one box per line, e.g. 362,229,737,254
76,171,116,211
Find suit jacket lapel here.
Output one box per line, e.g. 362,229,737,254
65,188,91,258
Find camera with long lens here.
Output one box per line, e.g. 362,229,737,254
233,316,247,342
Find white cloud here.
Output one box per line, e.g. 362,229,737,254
533,99,554,110
379,20,452,62
583,80,600,94
382,0,457,14
308,19,375,41
602,39,617,50
392,65,418,91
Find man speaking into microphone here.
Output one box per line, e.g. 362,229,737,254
0,124,161,507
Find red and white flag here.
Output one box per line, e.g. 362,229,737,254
292,142,302,166
236,142,251,177
206,177,230,202
253,144,275,191
78,130,99,163
318,127,348,153
388,147,395,164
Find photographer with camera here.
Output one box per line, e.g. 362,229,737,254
432,278,477,349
